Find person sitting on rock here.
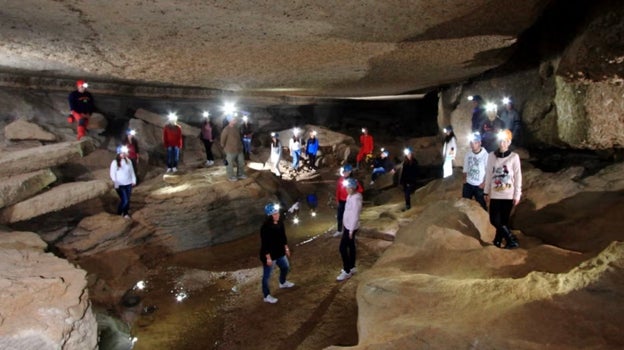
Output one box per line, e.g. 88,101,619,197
370,149,395,185
68,80,95,140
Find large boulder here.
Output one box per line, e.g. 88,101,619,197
0,180,111,224
0,169,57,209
3,119,57,141
0,230,97,350
56,212,135,259
0,138,95,177
130,168,279,252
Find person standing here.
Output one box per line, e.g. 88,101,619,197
442,125,457,178
469,95,485,133
305,130,320,170
163,114,183,173
370,149,395,185
220,115,247,181
462,132,488,210
399,147,418,211
336,178,363,281
68,80,95,140
500,98,521,145
335,164,363,236
289,129,302,171
110,146,136,219
259,203,295,304
356,127,374,169
200,115,216,166
121,129,140,181
240,115,253,160
481,103,505,153
484,129,522,249
269,132,282,177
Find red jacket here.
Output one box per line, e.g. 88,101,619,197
163,124,183,148
336,176,364,202
359,134,374,154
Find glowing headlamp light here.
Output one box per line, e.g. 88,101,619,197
222,102,237,115
485,103,497,112
312,130,317,136
467,95,474,101
129,129,136,136
242,116,248,122
271,132,276,137
120,146,129,154
502,97,511,105
293,127,301,135
497,131,508,141
361,128,366,133
167,112,178,122
202,111,210,118
82,82,89,88
403,148,411,156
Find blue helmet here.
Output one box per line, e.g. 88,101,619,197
264,203,280,216
342,164,353,172
344,178,358,189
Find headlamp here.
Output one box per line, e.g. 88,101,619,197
202,111,210,118
502,97,511,105
485,103,497,112
167,112,178,122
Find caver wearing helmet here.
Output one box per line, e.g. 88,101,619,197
264,202,280,216
335,163,362,236
259,200,294,304
68,79,95,140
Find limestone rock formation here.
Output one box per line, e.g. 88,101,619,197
0,230,97,350
0,169,57,209
56,212,134,259
4,118,56,141
130,168,280,252
0,180,111,224
0,139,95,178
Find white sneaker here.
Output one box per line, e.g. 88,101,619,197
205,160,210,166
166,168,172,173
332,230,342,237
123,214,131,220
208,160,214,166
369,181,375,186
263,295,278,304
172,167,178,172
279,281,295,289
350,267,357,274
336,269,352,281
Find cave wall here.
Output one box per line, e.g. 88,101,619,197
439,0,624,158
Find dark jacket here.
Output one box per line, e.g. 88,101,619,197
400,158,418,186
259,218,288,264
68,90,95,114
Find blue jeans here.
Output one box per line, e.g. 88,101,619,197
225,152,246,178
462,183,487,210
262,255,290,297
166,146,179,168
242,136,252,155
291,150,301,169
116,184,132,216
371,167,386,181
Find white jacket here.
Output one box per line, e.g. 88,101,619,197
110,158,136,188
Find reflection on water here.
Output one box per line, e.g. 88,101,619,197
89,205,336,349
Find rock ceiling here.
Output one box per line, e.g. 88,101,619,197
0,0,553,97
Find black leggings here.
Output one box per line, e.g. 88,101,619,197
489,199,514,243
202,139,214,161
339,228,357,273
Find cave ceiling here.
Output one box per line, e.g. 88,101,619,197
0,0,553,98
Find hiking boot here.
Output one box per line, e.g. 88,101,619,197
493,240,502,248
263,295,278,304
505,241,520,249
279,281,295,289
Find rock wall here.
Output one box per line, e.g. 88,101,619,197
0,231,97,350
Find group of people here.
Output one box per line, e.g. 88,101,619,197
469,95,521,152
